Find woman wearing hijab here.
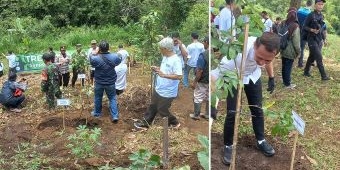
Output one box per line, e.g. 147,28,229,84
280,7,301,89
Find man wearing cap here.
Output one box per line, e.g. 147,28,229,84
115,45,129,95
303,0,330,80
56,46,71,87
88,40,99,85
190,36,209,120
71,44,88,87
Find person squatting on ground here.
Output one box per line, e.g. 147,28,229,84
280,8,301,89
0,72,27,113
41,53,62,109
56,46,71,87
115,44,129,95
71,44,88,87
88,40,99,86
211,33,280,165
190,36,209,120
184,32,205,88
134,37,182,129
303,0,330,80
297,0,313,67
89,40,121,124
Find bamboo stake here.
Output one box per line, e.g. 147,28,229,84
230,18,250,170
162,117,169,169
290,131,299,170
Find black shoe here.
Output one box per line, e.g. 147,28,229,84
134,120,150,129
112,119,119,124
303,73,312,77
256,140,275,157
322,77,330,81
222,145,232,165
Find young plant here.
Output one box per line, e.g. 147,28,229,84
197,135,209,170
112,149,161,170
66,125,102,159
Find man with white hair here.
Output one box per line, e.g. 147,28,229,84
134,37,182,129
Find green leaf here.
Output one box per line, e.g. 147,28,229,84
197,151,209,170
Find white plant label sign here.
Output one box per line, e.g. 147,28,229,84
57,99,71,106
292,110,305,135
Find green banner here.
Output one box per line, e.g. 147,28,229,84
15,51,76,73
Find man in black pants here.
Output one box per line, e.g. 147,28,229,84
211,33,280,165
303,0,329,80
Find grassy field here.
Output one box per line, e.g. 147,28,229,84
212,34,340,170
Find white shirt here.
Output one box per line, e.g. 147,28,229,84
219,7,235,32
219,7,236,42
155,55,183,98
187,41,205,67
88,47,99,70
115,64,128,90
211,37,262,85
6,54,16,68
263,18,273,32
87,47,99,60
117,49,129,64
173,44,188,68
0,63,4,71
214,15,220,27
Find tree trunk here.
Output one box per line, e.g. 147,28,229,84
290,0,302,9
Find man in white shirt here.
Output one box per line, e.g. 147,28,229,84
184,32,205,88
88,40,99,85
219,0,236,42
211,32,280,165
4,51,17,74
171,32,188,86
134,37,182,129
115,45,129,95
261,11,273,33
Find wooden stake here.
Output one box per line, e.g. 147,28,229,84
230,18,250,170
128,61,131,74
162,117,169,169
63,107,65,130
290,131,299,170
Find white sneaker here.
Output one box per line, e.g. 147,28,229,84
285,84,296,89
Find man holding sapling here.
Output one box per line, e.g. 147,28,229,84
134,37,182,129
211,32,280,165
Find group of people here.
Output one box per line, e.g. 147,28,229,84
211,0,329,166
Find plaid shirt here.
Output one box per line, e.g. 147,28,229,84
56,54,70,74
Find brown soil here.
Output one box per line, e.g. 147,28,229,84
0,64,208,169
211,133,312,170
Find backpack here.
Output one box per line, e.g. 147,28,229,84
278,22,291,50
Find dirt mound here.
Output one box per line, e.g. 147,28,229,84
211,133,312,170
38,117,100,130
119,86,150,112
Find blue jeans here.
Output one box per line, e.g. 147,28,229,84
183,64,195,87
282,57,294,86
298,39,307,67
93,83,119,120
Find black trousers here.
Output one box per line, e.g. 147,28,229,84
304,40,328,78
3,95,25,108
144,91,179,126
59,72,70,87
71,68,85,87
224,79,265,146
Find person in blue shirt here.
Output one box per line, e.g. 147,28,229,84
90,40,122,123
297,0,312,67
190,36,209,120
134,37,183,129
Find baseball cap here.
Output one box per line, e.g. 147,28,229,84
91,40,97,44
